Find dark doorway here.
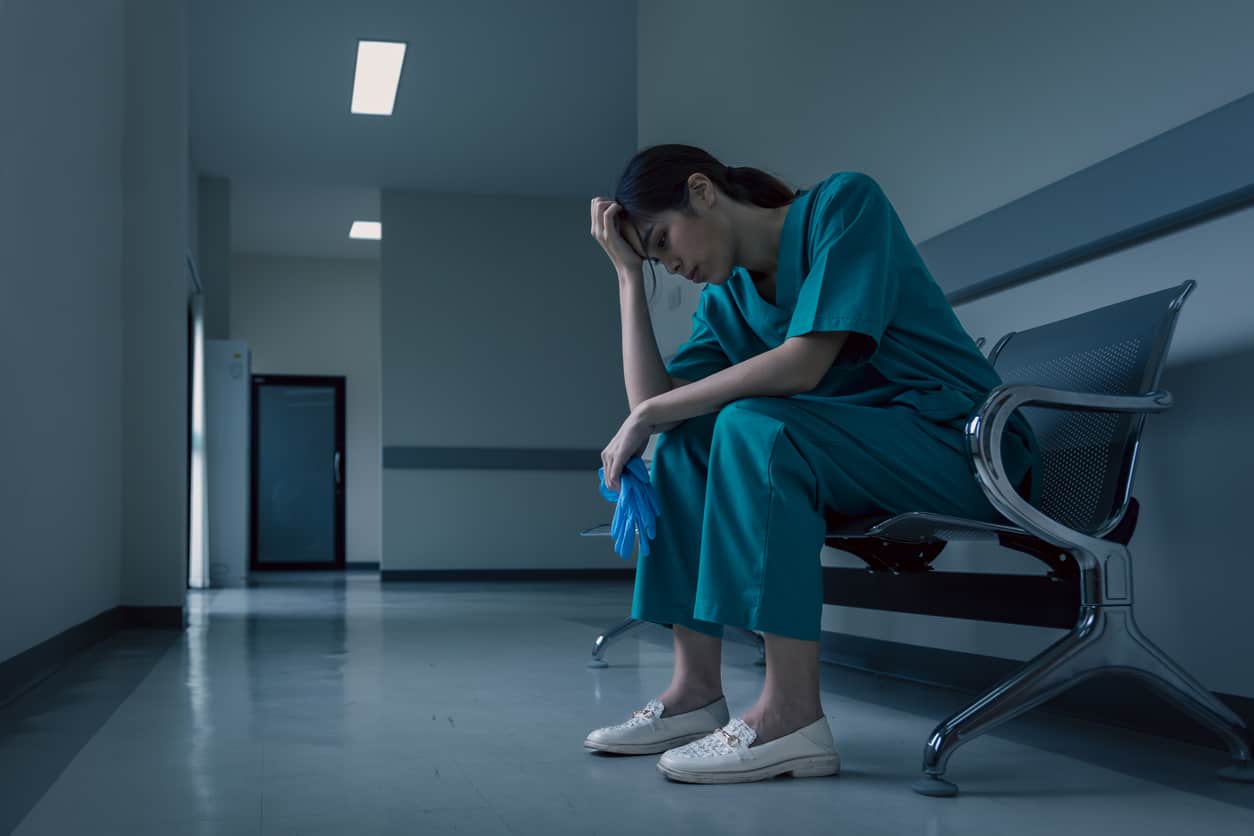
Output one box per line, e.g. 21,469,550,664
250,375,347,571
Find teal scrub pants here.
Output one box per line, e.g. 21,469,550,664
630,397,1034,642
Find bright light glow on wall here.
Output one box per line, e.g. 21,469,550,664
350,221,382,240
350,40,407,115
188,293,209,590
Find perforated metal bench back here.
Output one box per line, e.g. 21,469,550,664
988,282,1194,535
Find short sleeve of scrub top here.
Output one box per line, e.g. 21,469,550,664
786,173,899,368
665,291,732,382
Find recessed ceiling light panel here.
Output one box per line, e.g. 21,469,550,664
350,221,382,240
351,40,406,115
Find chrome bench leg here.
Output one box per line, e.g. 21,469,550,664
588,621,766,667
913,604,1254,796
913,605,1107,797
1119,610,1254,783
588,617,648,668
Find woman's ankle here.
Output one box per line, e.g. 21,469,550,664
658,686,724,716
742,698,823,726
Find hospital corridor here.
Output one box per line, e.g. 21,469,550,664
3,2,1254,835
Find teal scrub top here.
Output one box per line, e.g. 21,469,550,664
666,171,1037,471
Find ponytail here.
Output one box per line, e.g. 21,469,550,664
722,165,799,209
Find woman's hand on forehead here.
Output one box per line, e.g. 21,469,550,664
589,197,645,274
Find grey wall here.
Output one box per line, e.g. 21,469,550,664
638,0,1254,696
1,0,190,662
120,0,190,608
0,0,127,661
380,192,626,570
231,255,384,565
639,0,1254,243
199,176,231,339
187,159,200,270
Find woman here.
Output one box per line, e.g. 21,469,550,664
582,145,1039,784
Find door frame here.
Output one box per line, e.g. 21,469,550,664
249,374,347,571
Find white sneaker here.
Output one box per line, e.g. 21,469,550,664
584,697,730,755
657,716,841,783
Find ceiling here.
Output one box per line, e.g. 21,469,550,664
228,182,382,261
190,0,639,259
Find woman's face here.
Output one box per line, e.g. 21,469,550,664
623,176,734,285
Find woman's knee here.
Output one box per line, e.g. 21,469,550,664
712,397,787,441
710,399,822,503
655,411,717,454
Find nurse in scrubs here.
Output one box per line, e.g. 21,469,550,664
581,144,1038,784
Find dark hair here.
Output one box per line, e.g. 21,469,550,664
613,144,799,297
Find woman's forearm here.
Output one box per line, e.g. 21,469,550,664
618,270,673,410
636,332,848,432
636,341,813,430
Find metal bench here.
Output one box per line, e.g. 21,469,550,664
586,280,1254,795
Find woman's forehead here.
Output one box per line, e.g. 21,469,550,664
621,216,652,257
626,210,675,252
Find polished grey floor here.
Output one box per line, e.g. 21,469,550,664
2,573,1253,835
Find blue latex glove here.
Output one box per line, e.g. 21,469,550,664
597,456,661,559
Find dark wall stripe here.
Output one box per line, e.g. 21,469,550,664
383,446,601,471
1,606,184,709
920,91,1254,304
0,628,181,836
120,606,186,630
1,610,124,710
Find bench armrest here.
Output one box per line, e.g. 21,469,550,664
964,383,1172,549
